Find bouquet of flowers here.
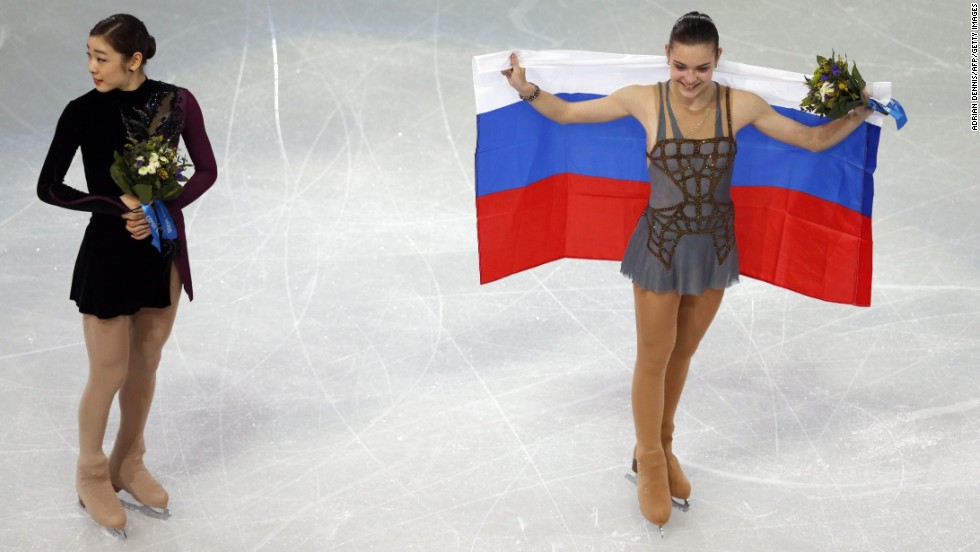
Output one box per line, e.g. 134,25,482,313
110,135,192,252
110,135,190,204
800,52,908,129
800,52,867,119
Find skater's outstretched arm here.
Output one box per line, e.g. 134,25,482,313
501,53,645,125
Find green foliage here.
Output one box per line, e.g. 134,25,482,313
799,51,869,120
109,136,192,205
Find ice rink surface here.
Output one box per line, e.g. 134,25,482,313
1,0,978,550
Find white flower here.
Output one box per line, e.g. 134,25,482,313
819,81,835,99
138,166,149,176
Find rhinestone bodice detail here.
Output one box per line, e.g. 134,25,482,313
642,82,737,270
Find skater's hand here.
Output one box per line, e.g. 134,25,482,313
120,194,151,241
501,53,537,98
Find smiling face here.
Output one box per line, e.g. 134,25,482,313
86,35,143,92
664,42,722,101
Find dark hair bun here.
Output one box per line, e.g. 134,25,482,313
144,35,156,60
679,11,712,22
89,14,156,65
669,11,719,50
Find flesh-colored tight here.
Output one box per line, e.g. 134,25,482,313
77,267,180,464
631,285,724,462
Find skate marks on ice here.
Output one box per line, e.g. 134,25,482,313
0,0,978,550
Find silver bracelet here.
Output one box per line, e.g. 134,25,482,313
519,83,541,102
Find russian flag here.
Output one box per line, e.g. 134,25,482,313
473,50,888,306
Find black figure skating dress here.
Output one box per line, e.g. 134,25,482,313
38,79,217,318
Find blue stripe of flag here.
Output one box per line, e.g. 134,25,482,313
734,106,878,217
476,93,646,194
476,95,878,217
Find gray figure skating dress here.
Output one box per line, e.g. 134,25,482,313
620,81,739,294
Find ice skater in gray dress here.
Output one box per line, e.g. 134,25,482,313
501,11,872,534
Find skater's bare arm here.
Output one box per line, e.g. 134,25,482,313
501,53,640,124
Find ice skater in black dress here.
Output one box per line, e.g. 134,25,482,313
37,14,217,537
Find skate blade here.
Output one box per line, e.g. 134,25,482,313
120,498,171,520
624,473,691,512
105,527,128,540
671,498,691,512
77,500,128,539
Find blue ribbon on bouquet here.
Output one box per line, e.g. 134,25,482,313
140,202,178,252
868,98,907,130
